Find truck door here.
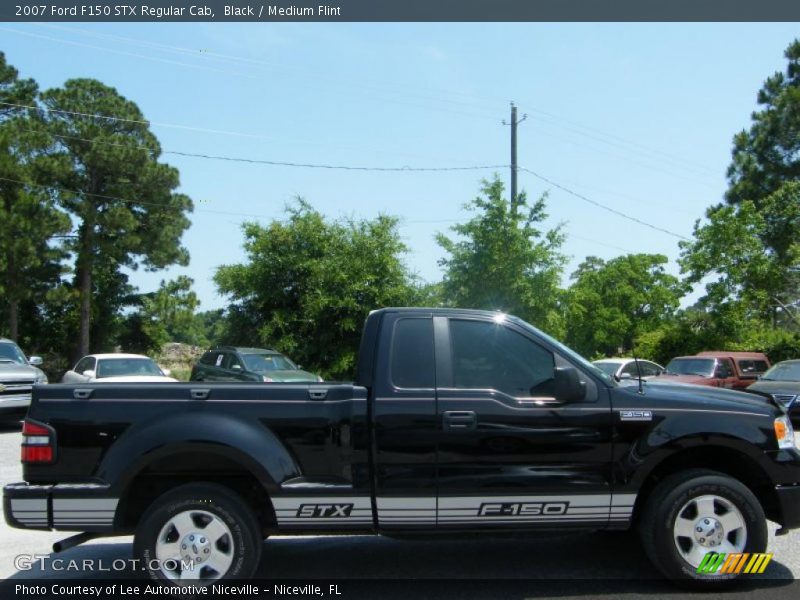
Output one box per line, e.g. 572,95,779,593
714,358,737,389
371,313,438,530
435,315,615,530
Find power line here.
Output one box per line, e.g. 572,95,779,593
167,151,506,172
9,125,508,173
0,100,280,140
519,166,691,241
33,23,507,113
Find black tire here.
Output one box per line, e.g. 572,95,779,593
638,469,767,588
134,483,262,584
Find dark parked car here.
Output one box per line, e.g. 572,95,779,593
190,346,322,382
748,359,800,425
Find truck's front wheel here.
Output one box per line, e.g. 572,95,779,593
134,483,262,583
639,469,767,587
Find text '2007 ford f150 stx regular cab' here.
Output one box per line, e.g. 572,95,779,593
4,308,800,587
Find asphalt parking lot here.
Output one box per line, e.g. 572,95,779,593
0,421,798,599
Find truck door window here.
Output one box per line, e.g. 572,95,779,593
74,357,95,374
449,319,555,398
715,360,734,378
738,359,768,375
223,353,243,370
391,318,435,389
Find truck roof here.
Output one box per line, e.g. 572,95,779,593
695,351,769,360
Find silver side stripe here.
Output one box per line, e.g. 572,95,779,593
11,499,47,512
52,498,119,511
272,493,636,528
12,497,119,528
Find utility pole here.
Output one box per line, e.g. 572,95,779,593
503,102,526,211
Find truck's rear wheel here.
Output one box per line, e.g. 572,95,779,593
134,483,262,584
639,469,767,587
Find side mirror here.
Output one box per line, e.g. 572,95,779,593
554,367,586,403
28,356,43,366
618,372,633,380
82,369,96,379
231,364,242,370
161,368,172,377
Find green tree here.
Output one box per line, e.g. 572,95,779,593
565,254,685,358
722,39,800,315
436,176,566,335
215,201,416,379
679,191,800,325
726,39,800,214
0,52,70,341
41,79,193,357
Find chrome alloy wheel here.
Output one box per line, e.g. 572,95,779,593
673,494,747,568
155,509,234,581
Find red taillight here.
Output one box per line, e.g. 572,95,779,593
21,418,55,464
22,421,50,436
21,445,53,463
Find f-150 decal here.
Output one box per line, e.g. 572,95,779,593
478,502,569,516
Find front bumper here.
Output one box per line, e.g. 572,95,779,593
4,482,119,532
0,394,30,416
775,483,800,530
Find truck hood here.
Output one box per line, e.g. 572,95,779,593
747,380,800,395
619,379,775,415
262,369,320,382
656,373,713,385
0,362,43,382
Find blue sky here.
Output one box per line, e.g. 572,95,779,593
2,22,798,311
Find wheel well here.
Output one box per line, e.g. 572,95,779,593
632,446,779,524
116,451,277,537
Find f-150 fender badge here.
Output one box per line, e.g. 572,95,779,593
296,503,354,518
478,502,569,516
620,410,653,421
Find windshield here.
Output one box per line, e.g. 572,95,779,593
96,358,163,378
593,362,621,376
761,362,800,382
512,316,615,385
0,342,27,365
665,358,715,377
242,353,297,372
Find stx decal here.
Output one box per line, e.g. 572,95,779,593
296,504,354,518
478,502,569,517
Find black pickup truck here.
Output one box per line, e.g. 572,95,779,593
4,308,800,586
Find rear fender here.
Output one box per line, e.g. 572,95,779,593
96,411,299,496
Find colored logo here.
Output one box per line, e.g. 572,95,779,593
696,552,773,575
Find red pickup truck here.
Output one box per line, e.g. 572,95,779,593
662,351,771,390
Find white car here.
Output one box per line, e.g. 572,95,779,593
592,357,665,382
61,354,177,383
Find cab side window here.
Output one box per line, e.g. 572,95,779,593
715,359,734,378
391,318,435,389
621,362,640,378
224,353,243,370
74,357,95,374
449,319,555,398
199,352,218,366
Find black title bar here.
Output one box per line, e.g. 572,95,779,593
3,0,800,22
